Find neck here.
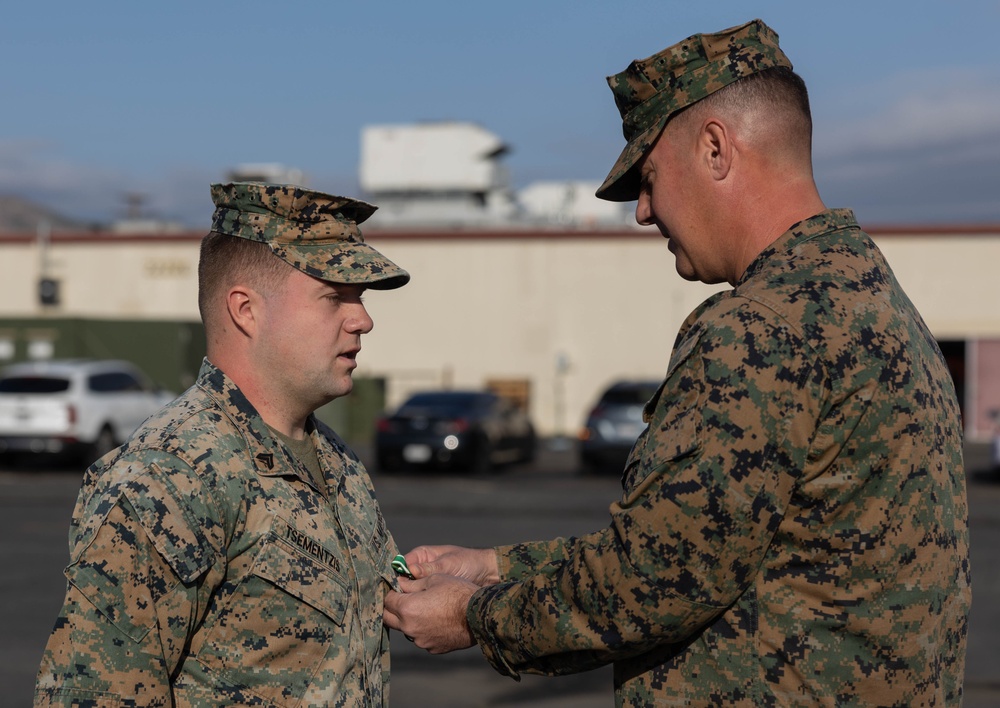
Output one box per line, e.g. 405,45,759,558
729,172,826,283
207,348,310,439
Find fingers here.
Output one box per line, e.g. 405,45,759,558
395,576,419,593
404,545,461,577
383,592,404,630
402,545,487,584
381,576,479,654
405,544,456,564
383,589,428,645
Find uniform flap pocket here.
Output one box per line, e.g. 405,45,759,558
254,539,349,626
121,471,216,584
663,326,704,383
369,510,399,584
642,328,704,424
36,687,122,708
648,400,702,461
624,356,704,497
65,561,150,644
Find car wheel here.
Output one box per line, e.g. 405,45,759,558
579,453,606,476
88,425,118,464
470,438,493,475
521,432,537,464
376,453,401,474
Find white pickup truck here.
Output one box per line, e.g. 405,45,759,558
0,359,175,465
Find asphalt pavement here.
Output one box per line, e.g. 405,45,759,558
2,441,997,707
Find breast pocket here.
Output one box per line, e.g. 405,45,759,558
253,540,349,625
195,536,352,706
621,356,704,498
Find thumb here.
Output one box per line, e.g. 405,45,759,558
408,560,433,578
383,591,403,627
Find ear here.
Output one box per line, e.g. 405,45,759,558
700,119,734,181
225,285,260,339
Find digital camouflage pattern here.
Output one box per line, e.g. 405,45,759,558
210,182,410,290
597,19,791,202
467,210,970,706
34,359,400,707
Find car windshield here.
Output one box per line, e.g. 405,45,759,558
399,393,487,416
601,384,659,406
0,376,71,394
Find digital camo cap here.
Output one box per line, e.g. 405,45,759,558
210,182,410,290
597,19,792,202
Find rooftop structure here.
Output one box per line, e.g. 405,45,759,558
517,180,636,228
226,163,306,186
360,122,518,227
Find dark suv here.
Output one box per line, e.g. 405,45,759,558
578,380,661,474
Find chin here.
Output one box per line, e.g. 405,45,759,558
336,377,355,398
673,262,699,282
315,377,354,405
328,382,353,398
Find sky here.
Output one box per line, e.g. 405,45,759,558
2,1,998,228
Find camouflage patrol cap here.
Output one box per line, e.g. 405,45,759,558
209,182,409,290
596,19,792,202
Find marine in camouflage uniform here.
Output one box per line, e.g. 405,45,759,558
34,183,410,707
470,207,969,705
387,19,971,706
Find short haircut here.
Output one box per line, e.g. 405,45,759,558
682,66,813,157
197,231,291,330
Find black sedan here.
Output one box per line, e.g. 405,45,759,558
374,390,536,473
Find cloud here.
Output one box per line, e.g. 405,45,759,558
818,71,1000,153
0,141,366,229
5,61,999,230
0,142,223,227
813,68,1000,224
0,141,136,225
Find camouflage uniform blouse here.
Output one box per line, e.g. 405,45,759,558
467,210,971,706
34,360,398,707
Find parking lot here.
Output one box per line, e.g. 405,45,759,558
2,442,997,707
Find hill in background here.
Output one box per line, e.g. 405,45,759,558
0,195,95,234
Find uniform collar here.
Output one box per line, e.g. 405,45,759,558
738,208,859,286
195,358,335,485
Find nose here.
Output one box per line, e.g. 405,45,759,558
635,191,653,226
347,302,374,335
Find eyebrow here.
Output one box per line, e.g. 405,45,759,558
322,282,367,297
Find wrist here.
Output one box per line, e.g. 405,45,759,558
479,547,501,585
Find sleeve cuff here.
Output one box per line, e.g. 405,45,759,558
467,583,521,680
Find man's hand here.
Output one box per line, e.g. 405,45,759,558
404,545,500,586
384,575,479,654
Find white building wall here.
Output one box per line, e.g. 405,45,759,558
0,240,36,316
357,232,726,437
870,234,999,339
1,228,996,437
0,239,199,320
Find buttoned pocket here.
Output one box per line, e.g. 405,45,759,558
194,535,353,706
253,540,349,626
621,401,702,500
621,351,704,498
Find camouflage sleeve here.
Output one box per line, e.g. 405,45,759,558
496,537,572,580
34,456,227,706
492,292,731,585
468,297,816,678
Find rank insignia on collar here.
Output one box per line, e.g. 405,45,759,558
256,452,274,470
